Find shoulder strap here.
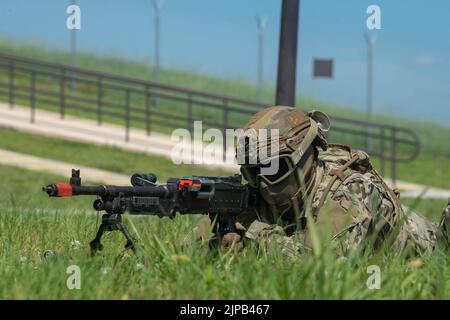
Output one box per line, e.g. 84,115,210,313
313,150,404,228
312,152,361,219
326,143,352,153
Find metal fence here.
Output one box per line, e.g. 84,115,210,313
0,52,420,183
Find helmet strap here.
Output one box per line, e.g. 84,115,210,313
290,119,319,166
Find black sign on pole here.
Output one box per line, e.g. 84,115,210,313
313,59,333,78
275,0,300,107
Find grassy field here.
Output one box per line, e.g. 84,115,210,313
0,39,449,299
0,127,229,179
0,131,448,299
0,164,449,299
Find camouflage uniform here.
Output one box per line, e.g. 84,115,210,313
240,144,440,258
194,106,449,258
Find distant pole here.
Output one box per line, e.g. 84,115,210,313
365,32,377,150
70,0,77,90
256,16,266,103
153,0,162,107
275,0,300,107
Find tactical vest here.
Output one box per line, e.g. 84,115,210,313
252,144,402,222
243,144,437,255
309,144,404,248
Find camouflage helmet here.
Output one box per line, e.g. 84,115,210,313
239,106,330,216
241,106,329,158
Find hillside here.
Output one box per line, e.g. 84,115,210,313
0,37,449,190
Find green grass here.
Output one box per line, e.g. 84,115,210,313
0,165,448,299
0,127,229,180
401,198,447,222
367,152,450,189
0,37,268,102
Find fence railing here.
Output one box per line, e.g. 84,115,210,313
0,52,420,183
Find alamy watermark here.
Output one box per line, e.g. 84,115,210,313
66,4,81,30
170,121,280,175
366,5,381,30
366,265,381,290
66,265,81,290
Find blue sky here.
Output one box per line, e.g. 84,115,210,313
0,0,449,125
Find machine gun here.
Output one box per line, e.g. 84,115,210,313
42,169,258,253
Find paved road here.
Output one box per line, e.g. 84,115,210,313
0,103,449,199
0,149,130,184
0,102,237,171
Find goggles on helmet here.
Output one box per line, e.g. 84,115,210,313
240,118,320,188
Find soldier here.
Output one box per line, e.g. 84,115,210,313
192,106,450,258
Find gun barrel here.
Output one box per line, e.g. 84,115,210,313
43,183,175,198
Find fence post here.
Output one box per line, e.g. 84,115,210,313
60,69,66,119
223,98,229,131
223,98,229,154
125,89,130,142
97,76,103,126
391,127,397,186
187,93,193,134
30,70,36,123
8,60,15,109
380,126,385,176
145,85,151,136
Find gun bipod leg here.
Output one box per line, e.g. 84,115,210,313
117,222,137,253
90,223,105,253
90,213,137,254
